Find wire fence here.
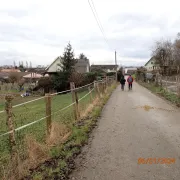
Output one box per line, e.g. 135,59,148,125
0,76,116,179
155,75,180,95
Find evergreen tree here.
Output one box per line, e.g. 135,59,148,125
79,53,88,60
52,43,77,91
60,42,77,73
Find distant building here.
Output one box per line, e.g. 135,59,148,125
25,68,46,74
144,57,160,71
23,73,48,82
74,58,90,73
90,65,118,73
124,67,137,75
45,57,62,74
0,68,21,73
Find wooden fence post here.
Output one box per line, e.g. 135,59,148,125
165,76,168,91
102,81,104,93
155,73,158,86
94,81,100,98
94,81,97,97
97,82,101,97
70,82,79,120
75,90,80,119
5,95,19,177
177,77,180,98
88,86,93,102
100,82,103,95
70,82,76,120
45,93,52,136
103,81,105,93
106,76,108,88
176,76,178,89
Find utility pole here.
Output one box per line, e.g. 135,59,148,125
115,50,118,81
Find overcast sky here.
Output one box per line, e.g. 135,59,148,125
0,0,180,67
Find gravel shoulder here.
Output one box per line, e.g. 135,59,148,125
70,82,180,180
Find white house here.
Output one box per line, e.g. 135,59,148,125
45,56,90,74
45,56,62,74
144,57,159,71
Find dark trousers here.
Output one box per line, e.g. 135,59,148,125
128,83,132,90
121,84,125,90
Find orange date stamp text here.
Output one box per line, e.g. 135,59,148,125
138,158,175,164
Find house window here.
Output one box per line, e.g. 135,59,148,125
151,62,153,64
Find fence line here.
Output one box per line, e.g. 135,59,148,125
152,75,180,96
0,76,116,179
0,88,95,137
0,82,96,114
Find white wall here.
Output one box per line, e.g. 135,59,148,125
86,65,90,72
145,58,159,71
47,57,62,72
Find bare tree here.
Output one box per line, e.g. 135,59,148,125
38,77,52,94
69,72,85,87
173,33,180,74
18,78,25,91
9,72,20,85
151,39,174,75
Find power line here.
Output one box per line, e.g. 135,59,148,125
88,0,121,67
87,0,112,50
90,0,108,43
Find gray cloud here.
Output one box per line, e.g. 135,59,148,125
0,4,180,66
78,33,151,60
0,22,69,48
0,9,29,18
109,12,167,31
0,50,28,65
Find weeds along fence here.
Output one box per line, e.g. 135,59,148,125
0,77,116,179
155,75,180,96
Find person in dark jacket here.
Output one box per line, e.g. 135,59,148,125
120,75,126,91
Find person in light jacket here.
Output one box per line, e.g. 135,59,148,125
127,75,134,90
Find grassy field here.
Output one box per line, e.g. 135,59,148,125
0,85,96,179
25,82,117,180
0,82,38,111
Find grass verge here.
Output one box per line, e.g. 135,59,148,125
21,83,117,180
138,81,180,107
1,86,99,178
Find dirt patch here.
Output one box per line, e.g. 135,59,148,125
134,105,177,112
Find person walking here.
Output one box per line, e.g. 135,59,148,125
120,75,126,91
127,74,134,90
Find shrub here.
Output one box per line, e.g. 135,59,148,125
69,72,85,87
51,72,70,92
106,72,115,76
38,77,53,94
83,72,97,84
